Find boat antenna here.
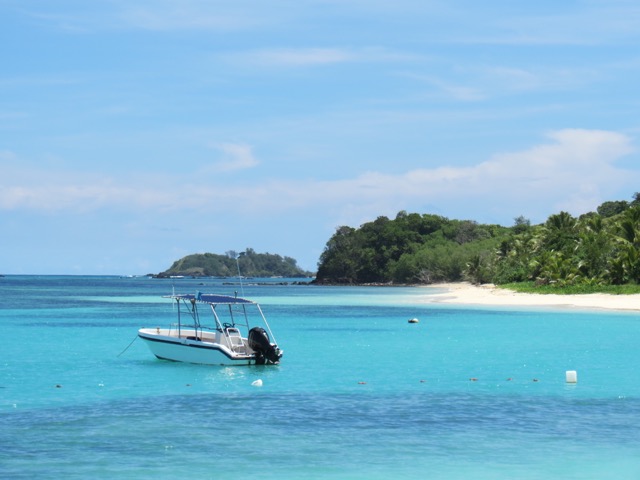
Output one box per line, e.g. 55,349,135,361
236,251,246,297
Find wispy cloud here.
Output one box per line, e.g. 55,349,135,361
236,48,353,67
0,150,19,162
10,0,274,33
477,65,601,95
208,143,259,172
119,2,266,31
223,46,418,69
366,129,636,221
456,2,640,46
2,130,636,226
14,0,640,46
407,74,485,101
232,129,638,223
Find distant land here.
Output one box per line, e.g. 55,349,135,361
314,194,640,289
153,248,314,278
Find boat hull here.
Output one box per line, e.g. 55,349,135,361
138,329,257,366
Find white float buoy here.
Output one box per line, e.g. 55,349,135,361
251,379,263,387
566,370,578,383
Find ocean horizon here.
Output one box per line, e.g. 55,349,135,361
2,275,639,479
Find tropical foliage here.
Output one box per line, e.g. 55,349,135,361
315,194,640,289
159,248,312,278
315,211,509,284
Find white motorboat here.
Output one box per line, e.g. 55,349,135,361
138,293,282,366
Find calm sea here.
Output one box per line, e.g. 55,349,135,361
1,275,640,479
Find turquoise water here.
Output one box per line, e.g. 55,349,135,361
1,276,640,479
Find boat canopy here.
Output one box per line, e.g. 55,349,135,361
163,293,256,306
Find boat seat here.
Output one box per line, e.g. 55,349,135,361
225,328,246,353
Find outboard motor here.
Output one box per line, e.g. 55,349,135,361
248,327,282,365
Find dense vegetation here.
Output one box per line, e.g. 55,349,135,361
158,248,312,278
315,212,508,284
315,194,640,290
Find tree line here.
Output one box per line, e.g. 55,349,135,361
314,194,640,288
158,248,312,278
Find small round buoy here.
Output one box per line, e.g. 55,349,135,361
251,379,263,387
408,318,419,324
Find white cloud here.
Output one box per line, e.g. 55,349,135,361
0,130,637,226
238,48,352,67
368,129,634,206
247,129,637,223
208,143,259,172
223,46,418,69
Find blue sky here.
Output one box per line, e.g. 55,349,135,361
2,0,640,274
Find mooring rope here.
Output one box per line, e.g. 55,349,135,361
117,335,139,357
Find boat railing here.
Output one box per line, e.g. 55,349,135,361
167,322,224,340
168,323,180,337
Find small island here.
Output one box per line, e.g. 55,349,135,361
153,248,314,279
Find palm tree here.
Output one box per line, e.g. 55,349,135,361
464,254,491,285
574,214,610,282
541,211,578,253
613,207,640,283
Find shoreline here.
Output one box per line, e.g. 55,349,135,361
423,282,640,312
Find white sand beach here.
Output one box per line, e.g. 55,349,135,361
426,282,640,312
